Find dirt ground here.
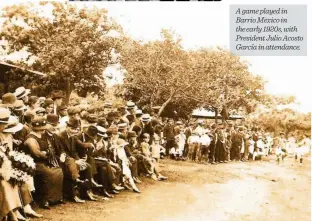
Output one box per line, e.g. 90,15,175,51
36,156,311,221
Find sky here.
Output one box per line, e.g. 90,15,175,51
0,0,311,112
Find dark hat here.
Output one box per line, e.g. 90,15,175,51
66,117,80,129
31,116,48,131
58,104,68,111
280,132,285,135
67,106,81,115
132,125,142,134
51,90,65,100
47,114,59,126
0,93,19,108
86,114,98,124
87,105,98,114
106,130,112,138
126,114,134,122
13,87,31,99
128,131,137,138
97,117,107,128
86,125,98,138
28,96,39,105
42,98,53,108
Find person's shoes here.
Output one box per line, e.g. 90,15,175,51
123,183,133,190
133,177,142,184
133,187,141,193
103,190,114,198
108,189,120,194
112,184,124,191
157,175,168,181
73,196,85,203
86,190,98,201
151,174,158,181
58,199,66,205
25,210,43,218
40,201,51,210
92,179,103,188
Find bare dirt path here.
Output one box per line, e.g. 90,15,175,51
37,156,311,221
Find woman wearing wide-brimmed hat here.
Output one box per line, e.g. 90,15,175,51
0,108,42,221
24,117,64,210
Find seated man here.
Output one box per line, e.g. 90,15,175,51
54,117,97,203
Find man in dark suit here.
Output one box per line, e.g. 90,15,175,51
163,118,175,155
54,117,97,203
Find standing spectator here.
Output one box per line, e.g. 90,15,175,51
163,118,175,156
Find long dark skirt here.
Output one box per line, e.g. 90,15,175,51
35,163,63,203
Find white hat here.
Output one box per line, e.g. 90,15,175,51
126,101,136,109
141,114,151,122
13,87,31,99
0,108,12,124
136,109,143,115
96,125,107,137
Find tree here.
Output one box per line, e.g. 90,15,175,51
1,2,123,103
185,48,265,122
119,30,202,117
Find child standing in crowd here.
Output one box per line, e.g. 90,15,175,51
151,136,166,162
187,131,199,161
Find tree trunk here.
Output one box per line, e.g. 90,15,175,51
64,77,71,105
214,107,218,124
158,96,172,117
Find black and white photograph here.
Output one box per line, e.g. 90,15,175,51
0,0,310,221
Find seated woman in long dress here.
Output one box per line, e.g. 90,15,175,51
0,107,41,221
24,116,64,209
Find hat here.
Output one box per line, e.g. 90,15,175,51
0,108,11,124
31,116,48,131
132,125,142,135
87,105,98,114
66,117,80,129
106,130,112,138
109,125,118,135
86,125,98,138
86,114,98,124
141,114,151,122
0,93,19,108
152,106,161,110
118,123,127,130
51,90,65,100
135,109,143,116
13,87,31,99
126,101,136,109
38,97,46,103
3,116,23,133
67,106,81,116
14,100,27,111
280,132,285,135
28,96,39,105
104,102,113,108
128,131,137,138
47,114,59,126
176,121,183,125
97,117,107,128
143,133,150,138
42,98,53,108
34,107,46,115
58,104,68,111
198,119,204,124
96,126,107,137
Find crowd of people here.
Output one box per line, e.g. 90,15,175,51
0,87,310,221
